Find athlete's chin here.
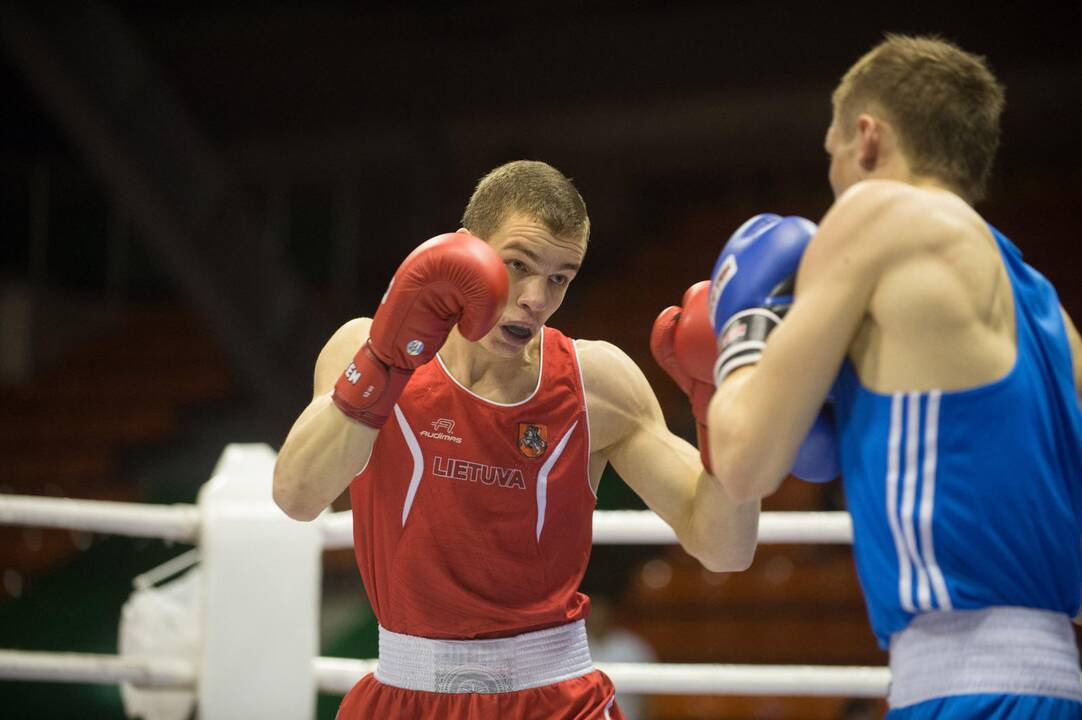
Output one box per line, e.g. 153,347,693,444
484,337,529,358
477,331,534,358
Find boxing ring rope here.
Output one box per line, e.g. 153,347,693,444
0,649,890,697
0,494,200,542
0,443,876,718
0,496,852,546
0,649,197,687
313,659,890,698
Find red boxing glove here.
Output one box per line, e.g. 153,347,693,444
332,232,509,427
651,281,719,473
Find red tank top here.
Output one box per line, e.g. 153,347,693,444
349,327,595,640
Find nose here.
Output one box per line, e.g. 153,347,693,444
516,276,548,314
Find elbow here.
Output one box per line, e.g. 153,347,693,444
273,487,322,522
688,540,756,574
272,467,324,522
680,518,758,574
726,540,757,573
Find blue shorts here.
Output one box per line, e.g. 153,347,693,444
888,694,1082,719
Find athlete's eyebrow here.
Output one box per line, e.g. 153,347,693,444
503,241,581,272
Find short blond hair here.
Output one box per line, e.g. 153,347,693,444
832,34,1005,202
461,160,590,243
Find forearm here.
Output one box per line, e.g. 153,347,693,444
707,368,794,502
273,395,379,521
609,424,754,571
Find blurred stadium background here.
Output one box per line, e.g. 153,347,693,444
1,2,1079,718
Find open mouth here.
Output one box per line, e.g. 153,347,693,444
500,323,533,343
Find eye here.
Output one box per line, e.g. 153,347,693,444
506,259,528,273
550,275,569,287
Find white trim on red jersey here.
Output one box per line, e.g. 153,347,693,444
535,420,579,541
394,404,425,527
433,328,546,408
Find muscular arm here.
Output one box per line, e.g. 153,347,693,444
707,182,906,501
273,318,379,521
1061,306,1082,410
580,340,759,572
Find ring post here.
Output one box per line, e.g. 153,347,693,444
198,444,322,719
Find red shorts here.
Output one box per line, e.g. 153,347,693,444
337,669,623,720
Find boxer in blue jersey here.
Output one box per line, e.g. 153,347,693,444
704,36,1082,718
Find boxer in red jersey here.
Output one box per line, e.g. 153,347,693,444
273,160,759,719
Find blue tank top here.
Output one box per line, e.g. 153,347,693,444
832,225,1082,648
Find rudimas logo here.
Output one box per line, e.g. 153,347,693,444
517,423,548,459
420,418,463,444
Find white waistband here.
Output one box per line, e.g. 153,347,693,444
888,606,1082,708
374,620,595,694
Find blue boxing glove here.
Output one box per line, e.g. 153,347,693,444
708,213,840,482
708,214,813,382
792,403,839,483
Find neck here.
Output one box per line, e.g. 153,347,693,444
910,176,968,203
873,154,966,202
437,327,543,401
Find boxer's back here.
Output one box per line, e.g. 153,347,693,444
832,190,1082,645
848,186,1016,394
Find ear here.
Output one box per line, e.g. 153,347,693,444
855,114,881,172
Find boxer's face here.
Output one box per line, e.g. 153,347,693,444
472,212,586,357
825,117,862,198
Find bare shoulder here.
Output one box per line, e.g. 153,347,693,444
821,181,922,245
575,338,628,372
576,339,646,399
575,339,659,450
313,318,372,396
808,181,973,274
832,178,932,216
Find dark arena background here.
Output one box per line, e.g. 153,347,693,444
1,2,1080,718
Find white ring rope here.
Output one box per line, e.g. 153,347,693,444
0,650,889,697
312,657,379,693
594,662,889,698
312,658,890,697
317,509,853,548
0,494,852,546
0,650,195,687
0,487,866,703
0,494,200,543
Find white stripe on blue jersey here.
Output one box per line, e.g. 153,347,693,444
887,392,950,613
885,393,912,613
921,391,951,610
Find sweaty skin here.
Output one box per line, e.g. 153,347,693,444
275,213,759,572
708,103,1082,502
708,180,1021,501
